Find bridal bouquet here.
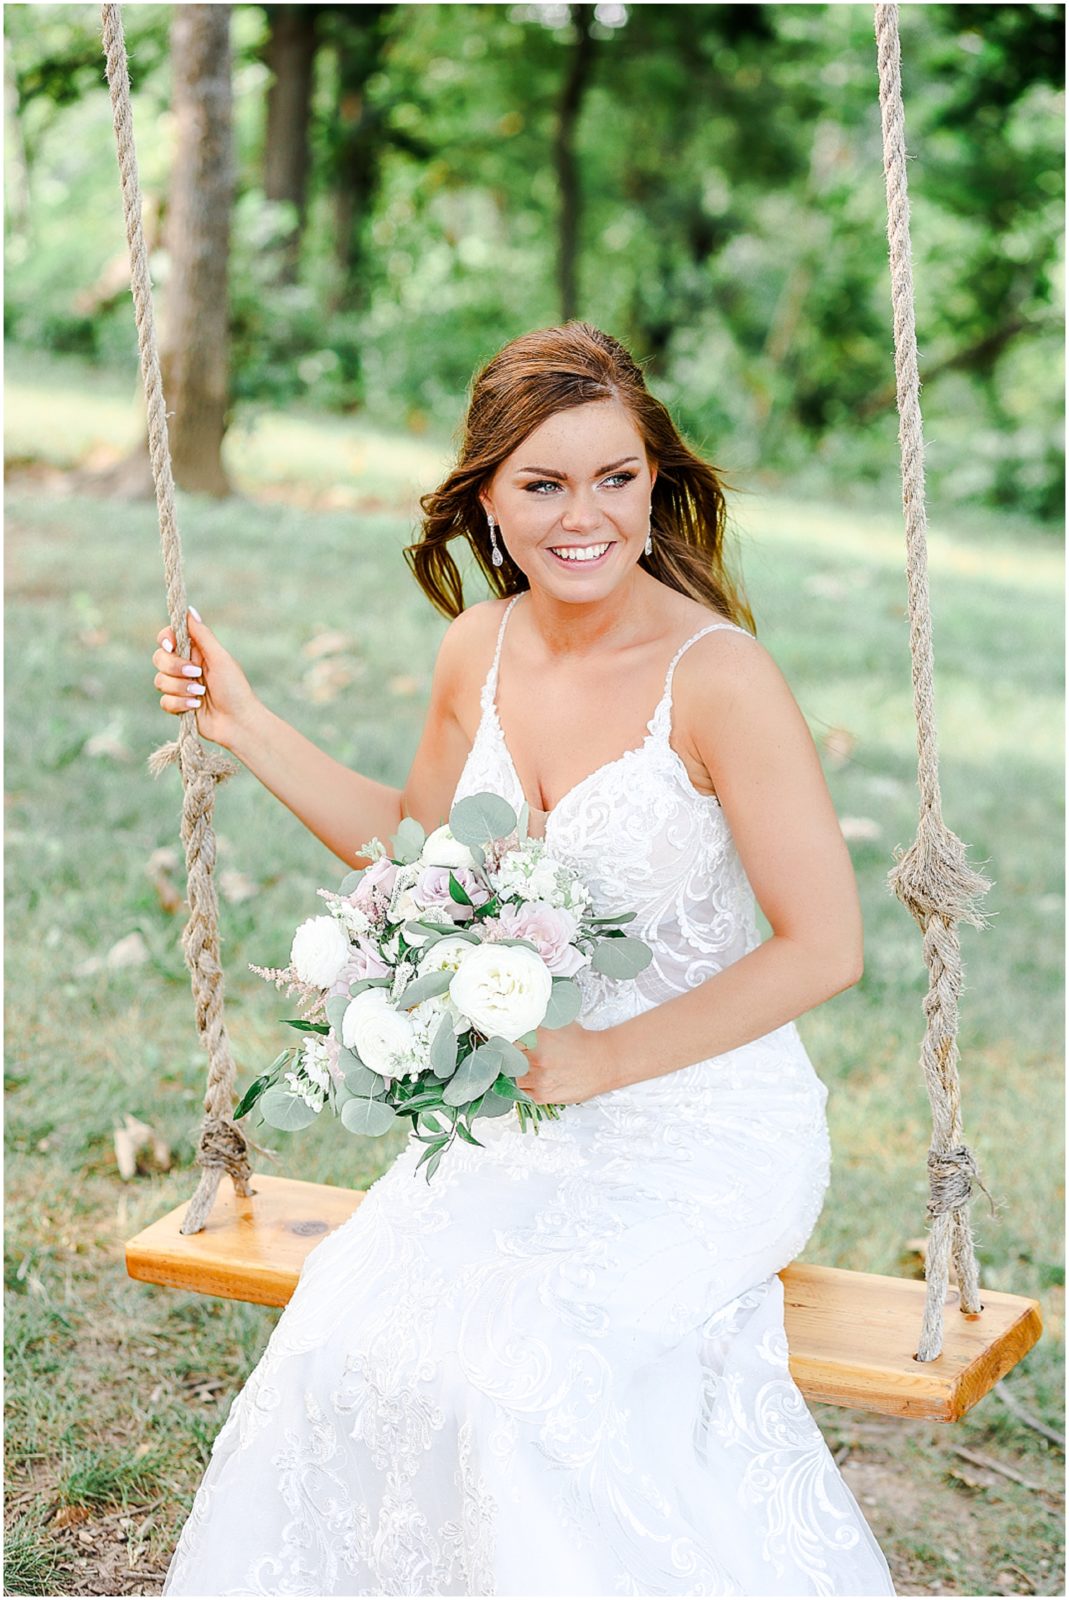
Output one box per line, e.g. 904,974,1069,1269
240,790,651,1181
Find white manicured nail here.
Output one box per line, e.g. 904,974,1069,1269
189,606,202,622
162,638,174,653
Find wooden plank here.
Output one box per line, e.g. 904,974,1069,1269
125,1174,1042,1420
125,1172,365,1308
782,1263,1043,1422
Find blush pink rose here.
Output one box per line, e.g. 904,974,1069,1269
412,865,491,922
351,857,399,924
325,938,391,1000
492,901,588,977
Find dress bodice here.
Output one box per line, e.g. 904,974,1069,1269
451,592,763,1030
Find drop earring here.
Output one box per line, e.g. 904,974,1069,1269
645,513,654,558
488,512,504,568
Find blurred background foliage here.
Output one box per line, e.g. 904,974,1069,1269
4,1,1064,518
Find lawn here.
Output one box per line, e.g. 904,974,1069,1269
4,349,1064,1596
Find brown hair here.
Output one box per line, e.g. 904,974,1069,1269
404,320,755,632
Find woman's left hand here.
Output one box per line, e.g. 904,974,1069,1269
512,1020,615,1106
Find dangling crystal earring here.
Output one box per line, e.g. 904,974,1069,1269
644,513,654,558
488,512,504,568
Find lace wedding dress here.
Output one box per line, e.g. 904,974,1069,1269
162,593,896,1597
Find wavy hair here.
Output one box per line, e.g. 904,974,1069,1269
404,321,755,632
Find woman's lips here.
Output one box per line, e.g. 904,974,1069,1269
546,542,615,570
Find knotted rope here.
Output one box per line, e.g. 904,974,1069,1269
874,3,996,1359
101,3,254,1234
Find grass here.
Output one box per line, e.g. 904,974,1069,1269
4,349,1065,1596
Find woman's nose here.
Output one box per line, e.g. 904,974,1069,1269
558,494,601,531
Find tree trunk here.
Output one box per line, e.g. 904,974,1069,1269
325,6,393,312
262,3,320,284
554,4,597,321
157,4,234,496
91,5,234,501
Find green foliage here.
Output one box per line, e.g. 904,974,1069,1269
3,3,1063,517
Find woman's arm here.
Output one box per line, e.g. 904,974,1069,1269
231,604,487,870
595,630,864,1091
227,701,405,871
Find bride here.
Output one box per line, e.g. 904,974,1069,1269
152,321,896,1596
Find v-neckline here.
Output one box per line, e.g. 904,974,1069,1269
486,593,672,840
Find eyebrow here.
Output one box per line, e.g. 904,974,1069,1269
515,456,640,479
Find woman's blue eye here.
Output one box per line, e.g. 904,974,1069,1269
525,472,636,494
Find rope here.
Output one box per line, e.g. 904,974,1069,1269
874,4,995,1360
101,3,254,1234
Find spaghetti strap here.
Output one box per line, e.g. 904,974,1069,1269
480,592,525,710
662,619,754,699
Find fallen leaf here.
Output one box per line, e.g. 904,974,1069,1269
85,725,132,762
302,629,353,659
50,1505,92,1531
105,932,150,970
822,726,856,766
840,815,883,841
302,657,358,703
219,868,259,904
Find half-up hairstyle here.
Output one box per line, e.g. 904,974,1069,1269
404,321,755,632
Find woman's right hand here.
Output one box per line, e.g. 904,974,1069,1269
152,608,263,752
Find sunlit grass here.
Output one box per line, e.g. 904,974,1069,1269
5,351,1064,1594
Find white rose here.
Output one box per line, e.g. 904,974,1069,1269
419,823,477,870
341,987,417,1074
290,915,350,988
448,942,553,1043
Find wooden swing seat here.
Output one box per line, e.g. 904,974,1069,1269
125,1172,1042,1422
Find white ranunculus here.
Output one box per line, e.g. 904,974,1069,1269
290,915,351,988
448,942,553,1043
419,823,477,870
341,987,417,1074
417,936,477,977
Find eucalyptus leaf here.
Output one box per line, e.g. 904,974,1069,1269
337,868,366,895
325,994,350,1036
391,816,426,864
349,975,393,996
429,1010,459,1077
515,1029,538,1049
396,968,454,1010
448,791,517,847
542,978,582,1028
340,1096,398,1136
442,1042,505,1106
258,1087,320,1131
485,1036,529,1077
478,1088,516,1119
585,910,637,925
590,935,654,979
344,1059,385,1096
414,921,480,940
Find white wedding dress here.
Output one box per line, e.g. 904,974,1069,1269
163,592,896,1597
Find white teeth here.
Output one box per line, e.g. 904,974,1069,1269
549,542,611,563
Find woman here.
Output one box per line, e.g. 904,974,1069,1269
154,322,896,1596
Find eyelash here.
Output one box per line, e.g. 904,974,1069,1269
524,472,637,495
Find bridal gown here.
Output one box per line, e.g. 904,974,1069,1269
163,592,896,1597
